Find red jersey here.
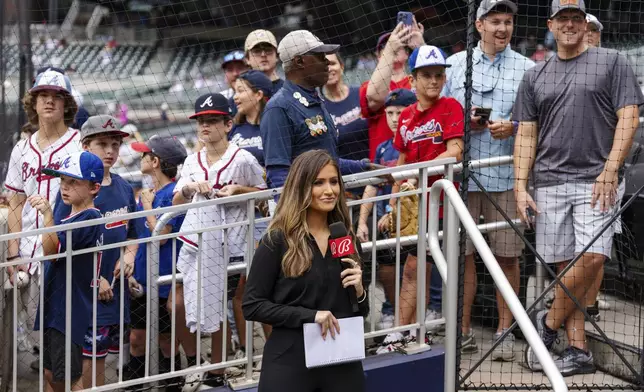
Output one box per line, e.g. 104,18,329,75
393,97,464,219
359,77,412,161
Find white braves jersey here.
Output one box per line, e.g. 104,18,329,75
5,129,82,267
175,144,265,333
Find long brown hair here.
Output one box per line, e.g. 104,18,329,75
22,91,78,127
267,150,361,278
233,79,267,126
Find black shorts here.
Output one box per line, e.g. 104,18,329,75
227,271,243,299
130,295,172,334
42,328,83,382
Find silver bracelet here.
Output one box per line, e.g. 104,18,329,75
357,291,367,303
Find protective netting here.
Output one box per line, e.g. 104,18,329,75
0,0,643,391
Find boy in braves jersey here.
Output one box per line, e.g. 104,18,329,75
172,93,266,389
391,44,464,334
4,68,82,358
53,115,136,387
30,151,104,392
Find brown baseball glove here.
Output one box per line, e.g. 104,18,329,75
388,182,419,236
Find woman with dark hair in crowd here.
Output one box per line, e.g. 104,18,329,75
243,149,368,392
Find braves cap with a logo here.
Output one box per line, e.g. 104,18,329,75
408,45,451,72
245,29,278,52
131,135,188,166
222,50,246,69
80,115,130,141
385,88,417,108
29,68,73,95
189,93,232,119
551,0,586,18
41,151,104,183
477,0,518,19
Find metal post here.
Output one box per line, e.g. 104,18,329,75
444,167,460,392
48,0,58,24
416,167,428,344
17,0,32,129
150,237,161,379
65,230,72,392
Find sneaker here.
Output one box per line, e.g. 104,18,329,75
491,330,515,362
553,346,596,376
461,331,478,354
597,294,611,310
202,372,225,388
378,314,394,331
425,309,443,333
225,349,245,377
524,309,559,372
182,361,209,392
376,332,405,355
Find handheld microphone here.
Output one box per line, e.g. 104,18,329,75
329,222,360,313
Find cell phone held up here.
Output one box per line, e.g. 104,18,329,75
397,11,414,27
474,108,492,125
525,206,536,230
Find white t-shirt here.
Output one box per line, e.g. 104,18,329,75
5,129,82,271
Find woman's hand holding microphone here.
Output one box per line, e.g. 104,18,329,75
315,258,364,340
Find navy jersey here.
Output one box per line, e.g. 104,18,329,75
133,182,185,299
373,139,400,218
229,123,264,167
325,87,369,161
34,208,103,346
54,174,137,326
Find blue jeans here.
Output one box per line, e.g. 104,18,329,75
381,264,442,315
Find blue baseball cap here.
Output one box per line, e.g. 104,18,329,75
238,70,273,99
30,68,73,95
189,93,232,119
385,88,417,108
41,151,104,183
222,50,246,69
408,45,451,72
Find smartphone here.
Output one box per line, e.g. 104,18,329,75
474,107,492,125
397,11,414,27
526,206,536,230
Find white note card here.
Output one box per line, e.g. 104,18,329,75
303,316,365,369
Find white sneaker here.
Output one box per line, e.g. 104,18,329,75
378,314,394,330
182,361,209,392
425,309,443,333
225,349,245,377
376,332,405,355
597,294,611,310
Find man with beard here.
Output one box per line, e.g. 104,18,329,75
514,0,643,376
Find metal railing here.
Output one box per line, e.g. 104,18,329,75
427,178,568,392
0,156,565,392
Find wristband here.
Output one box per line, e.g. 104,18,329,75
357,291,367,303
6,255,20,261
512,121,519,134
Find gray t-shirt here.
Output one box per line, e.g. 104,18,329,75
513,47,644,187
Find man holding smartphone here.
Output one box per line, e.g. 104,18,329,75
443,0,534,361
514,0,642,376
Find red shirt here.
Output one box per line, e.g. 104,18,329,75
359,78,412,161
393,97,465,218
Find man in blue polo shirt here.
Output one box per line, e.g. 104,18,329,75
443,0,534,361
260,30,378,188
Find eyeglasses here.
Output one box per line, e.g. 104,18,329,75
554,15,585,23
250,45,276,56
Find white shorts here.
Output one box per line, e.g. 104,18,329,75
534,182,621,264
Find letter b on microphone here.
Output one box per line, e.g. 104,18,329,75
329,236,355,258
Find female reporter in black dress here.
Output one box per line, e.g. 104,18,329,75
242,149,368,392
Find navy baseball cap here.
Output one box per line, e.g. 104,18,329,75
189,93,232,119
131,135,188,166
385,88,417,108
238,70,273,98
376,33,391,53
222,50,246,69
41,151,104,183
409,45,451,71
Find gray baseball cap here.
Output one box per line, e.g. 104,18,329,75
551,0,586,18
278,30,340,64
586,13,603,30
80,115,130,141
477,0,518,19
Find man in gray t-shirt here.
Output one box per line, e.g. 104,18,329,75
513,0,643,377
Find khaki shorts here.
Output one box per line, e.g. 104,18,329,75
465,191,525,258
